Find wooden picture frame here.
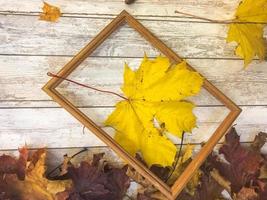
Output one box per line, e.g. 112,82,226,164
42,10,241,200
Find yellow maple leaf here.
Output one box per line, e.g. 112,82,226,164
39,2,61,22
227,0,267,67
3,149,71,200
105,55,203,167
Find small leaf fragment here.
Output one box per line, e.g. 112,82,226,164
251,132,267,151
40,2,61,22
235,187,258,200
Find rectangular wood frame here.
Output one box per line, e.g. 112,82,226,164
42,10,242,200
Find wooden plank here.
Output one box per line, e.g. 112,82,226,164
2,15,266,58
0,0,239,20
0,56,266,107
0,106,266,150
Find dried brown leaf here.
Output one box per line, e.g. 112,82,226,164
0,147,28,180
235,187,258,200
210,169,231,193
251,132,267,151
211,128,264,193
60,153,130,200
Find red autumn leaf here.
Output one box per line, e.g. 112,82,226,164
210,127,264,193
60,153,130,200
178,174,224,200
133,128,267,200
0,147,28,180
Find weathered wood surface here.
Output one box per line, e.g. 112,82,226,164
0,106,266,148
0,0,240,19
0,0,266,163
1,15,266,58
0,56,266,107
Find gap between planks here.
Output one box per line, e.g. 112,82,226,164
0,11,235,24
0,105,266,109
0,54,258,61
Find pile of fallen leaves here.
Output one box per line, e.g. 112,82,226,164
127,145,201,199
0,149,130,200
132,127,267,200
204,128,267,200
0,128,266,200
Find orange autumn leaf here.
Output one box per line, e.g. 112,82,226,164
0,149,71,200
40,2,61,22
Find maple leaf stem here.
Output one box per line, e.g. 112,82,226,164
47,72,128,101
175,10,234,24
165,131,185,182
47,147,88,178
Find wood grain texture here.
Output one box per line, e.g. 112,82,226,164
0,0,239,20
0,56,266,107
1,15,266,58
0,106,266,149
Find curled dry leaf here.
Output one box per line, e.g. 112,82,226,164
251,132,267,151
105,55,203,167
59,154,72,176
126,165,166,199
39,2,61,22
126,166,152,188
